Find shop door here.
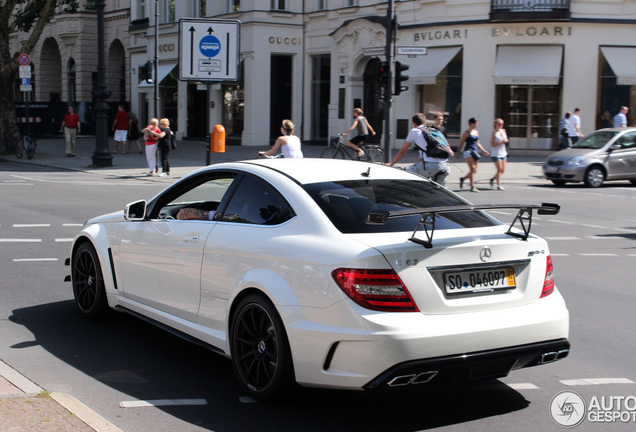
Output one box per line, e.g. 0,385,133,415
270,55,293,142
496,85,560,150
363,59,383,144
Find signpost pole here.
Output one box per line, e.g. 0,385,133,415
383,0,394,163
24,92,30,137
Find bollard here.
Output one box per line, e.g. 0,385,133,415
212,124,225,153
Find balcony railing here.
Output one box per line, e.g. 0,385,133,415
490,0,571,21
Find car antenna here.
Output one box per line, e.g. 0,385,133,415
361,167,371,177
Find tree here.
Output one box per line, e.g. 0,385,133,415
0,0,78,154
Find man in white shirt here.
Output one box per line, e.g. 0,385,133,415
568,108,583,144
613,106,628,128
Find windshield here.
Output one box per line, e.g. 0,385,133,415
303,179,497,234
572,131,618,149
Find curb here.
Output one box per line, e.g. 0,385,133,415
0,360,122,432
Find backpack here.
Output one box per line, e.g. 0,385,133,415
419,127,450,159
170,131,177,150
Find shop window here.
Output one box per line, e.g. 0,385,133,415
222,60,245,140
419,50,463,135
597,51,635,129
311,55,331,141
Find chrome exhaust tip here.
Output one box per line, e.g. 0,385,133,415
412,371,438,385
387,371,439,387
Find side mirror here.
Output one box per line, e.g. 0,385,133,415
609,144,621,152
125,200,147,221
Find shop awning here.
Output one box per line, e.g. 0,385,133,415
601,47,636,86
406,46,462,85
138,62,177,88
493,45,563,85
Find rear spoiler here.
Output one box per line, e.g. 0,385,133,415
366,203,560,249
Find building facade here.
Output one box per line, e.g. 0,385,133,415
13,1,636,150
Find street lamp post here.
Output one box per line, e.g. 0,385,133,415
91,0,113,167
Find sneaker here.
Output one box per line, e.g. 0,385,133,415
470,187,479,193
147,172,155,176
459,177,465,189
497,185,505,191
490,178,494,189
158,173,166,177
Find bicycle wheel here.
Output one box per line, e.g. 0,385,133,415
25,137,36,160
363,146,384,164
15,137,25,158
320,147,345,159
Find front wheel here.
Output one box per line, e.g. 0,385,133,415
25,138,36,160
320,147,345,159
231,293,295,401
72,242,109,320
584,166,605,188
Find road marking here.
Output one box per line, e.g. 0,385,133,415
508,383,540,390
119,399,207,408
490,211,512,216
585,236,606,240
578,253,618,257
614,228,636,233
13,258,59,262
545,237,580,240
0,183,34,186
561,378,635,386
55,238,74,242
63,223,83,227
13,224,51,228
580,224,607,229
548,219,574,224
0,239,42,242
550,254,570,256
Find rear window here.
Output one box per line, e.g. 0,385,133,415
303,179,497,233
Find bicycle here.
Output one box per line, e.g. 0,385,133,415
15,134,37,160
320,134,384,163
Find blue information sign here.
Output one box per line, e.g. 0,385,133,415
199,35,221,58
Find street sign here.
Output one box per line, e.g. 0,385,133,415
397,46,428,56
178,19,240,81
21,78,30,86
363,47,386,57
20,85,32,92
18,54,30,66
19,66,31,78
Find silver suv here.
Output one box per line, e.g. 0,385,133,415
543,128,636,187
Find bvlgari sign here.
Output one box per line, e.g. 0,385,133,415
492,26,572,37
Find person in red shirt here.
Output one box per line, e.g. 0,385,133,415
59,106,81,157
111,105,130,154
141,118,161,176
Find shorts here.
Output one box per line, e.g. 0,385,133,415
462,150,480,160
491,156,507,162
350,135,368,146
114,129,128,142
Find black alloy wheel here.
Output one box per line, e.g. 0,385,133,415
231,294,294,401
72,242,109,320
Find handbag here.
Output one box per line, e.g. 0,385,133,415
170,131,177,150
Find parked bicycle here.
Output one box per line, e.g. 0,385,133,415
320,134,383,163
15,134,37,160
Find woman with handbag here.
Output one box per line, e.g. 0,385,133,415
456,118,490,192
156,118,172,176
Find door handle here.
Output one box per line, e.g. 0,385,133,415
182,235,199,243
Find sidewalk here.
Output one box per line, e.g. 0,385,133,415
2,136,551,186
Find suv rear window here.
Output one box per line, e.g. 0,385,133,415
303,180,497,233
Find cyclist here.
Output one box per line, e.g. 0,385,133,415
342,108,375,158
258,119,303,159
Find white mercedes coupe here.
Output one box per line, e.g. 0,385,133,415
66,158,570,401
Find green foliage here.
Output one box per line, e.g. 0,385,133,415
11,0,79,32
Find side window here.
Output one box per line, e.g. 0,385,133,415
615,132,636,149
157,175,238,219
220,176,294,225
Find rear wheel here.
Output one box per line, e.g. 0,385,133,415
72,242,109,320
584,166,604,188
363,146,384,164
15,137,25,158
320,147,345,159
25,137,35,159
231,293,295,401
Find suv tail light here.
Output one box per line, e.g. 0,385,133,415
541,255,555,298
332,268,418,312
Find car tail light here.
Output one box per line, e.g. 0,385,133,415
332,268,419,312
541,255,555,298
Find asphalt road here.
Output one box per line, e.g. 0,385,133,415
1,161,635,431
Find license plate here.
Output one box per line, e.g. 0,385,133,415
544,166,559,173
444,268,516,295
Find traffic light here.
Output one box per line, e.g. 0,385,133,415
138,61,153,83
394,61,409,95
378,61,389,86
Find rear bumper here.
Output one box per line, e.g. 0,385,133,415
363,338,570,390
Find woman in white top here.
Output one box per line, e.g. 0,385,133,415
258,119,303,159
490,118,509,190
